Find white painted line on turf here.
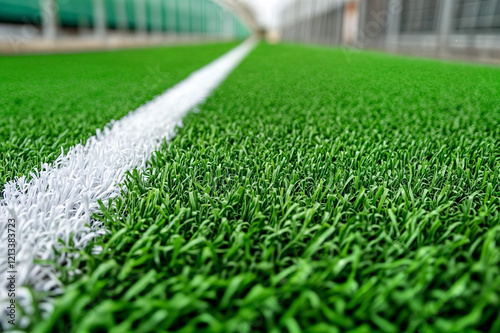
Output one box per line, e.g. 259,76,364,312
0,39,256,328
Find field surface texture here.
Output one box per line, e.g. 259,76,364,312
0,42,238,191
14,44,500,332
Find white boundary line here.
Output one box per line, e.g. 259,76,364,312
0,39,256,328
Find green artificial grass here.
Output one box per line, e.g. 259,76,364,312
28,43,500,332
0,42,238,192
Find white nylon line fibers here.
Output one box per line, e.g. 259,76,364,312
0,39,257,328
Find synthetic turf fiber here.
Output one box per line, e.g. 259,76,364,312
0,41,255,330
0,42,238,192
25,43,500,332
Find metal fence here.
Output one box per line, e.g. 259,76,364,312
280,0,344,44
278,0,500,61
455,0,500,32
0,0,250,40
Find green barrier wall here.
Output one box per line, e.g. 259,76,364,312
0,0,41,24
0,0,250,37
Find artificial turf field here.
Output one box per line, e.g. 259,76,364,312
3,42,500,332
0,42,238,191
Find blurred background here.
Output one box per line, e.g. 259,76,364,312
1,0,499,62
0,0,252,52
277,0,500,62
